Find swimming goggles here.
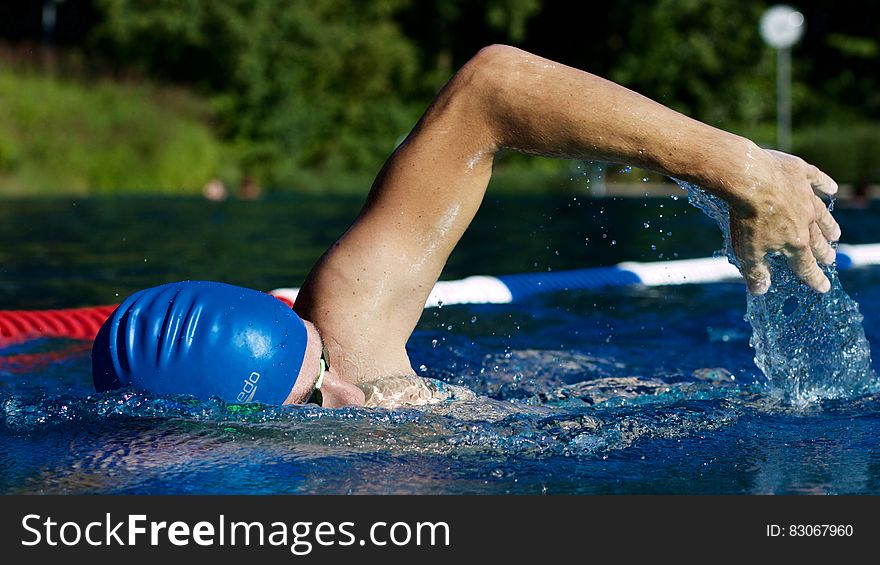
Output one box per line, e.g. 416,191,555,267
308,355,327,405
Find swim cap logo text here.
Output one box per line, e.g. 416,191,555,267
237,372,261,403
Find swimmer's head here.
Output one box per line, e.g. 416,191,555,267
91,281,320,405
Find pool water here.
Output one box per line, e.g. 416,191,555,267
1,194,879,494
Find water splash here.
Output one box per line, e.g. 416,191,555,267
677,180,877,406
0,381,757,465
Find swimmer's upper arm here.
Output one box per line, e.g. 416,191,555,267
294,52,501,364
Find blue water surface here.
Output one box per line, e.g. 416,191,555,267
1,194,879,494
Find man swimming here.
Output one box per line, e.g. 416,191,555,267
92,45,842,409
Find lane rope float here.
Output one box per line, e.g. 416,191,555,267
272,243,878,305
2,243,879,348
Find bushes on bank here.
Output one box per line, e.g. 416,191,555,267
794,123,880,189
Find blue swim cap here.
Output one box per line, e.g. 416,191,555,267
92,281,308,404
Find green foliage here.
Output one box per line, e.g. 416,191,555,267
611,0,776,143
4,0,880,194
92,0,425,186
89,0,546,188
827,33,879,59
0,69,227,195
413,0,540,43
794,123,880,186
485,0,542,41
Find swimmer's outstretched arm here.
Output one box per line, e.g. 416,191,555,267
294,44,840,382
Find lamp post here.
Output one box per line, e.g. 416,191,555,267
42,0,62,49
760,5,805,152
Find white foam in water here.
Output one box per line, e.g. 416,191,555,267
676,179,877,406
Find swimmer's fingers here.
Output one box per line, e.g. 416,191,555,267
738,247,772,296
809,222,836,266
786,244,831,293
813,195,842,241
806,163,838,196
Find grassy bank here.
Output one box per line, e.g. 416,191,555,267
0,67,623,197
5,65,873,199
0,68,232,196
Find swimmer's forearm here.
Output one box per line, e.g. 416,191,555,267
473,46,760,212
465,45,839,296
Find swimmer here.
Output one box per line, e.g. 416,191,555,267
92,45,842,409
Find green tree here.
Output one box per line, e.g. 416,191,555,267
610,0,776,142
90,0,546,189
396,0,540,75
93,0,423,187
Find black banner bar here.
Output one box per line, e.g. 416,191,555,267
1,496,876,562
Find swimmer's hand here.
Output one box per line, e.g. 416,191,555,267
724,147,841,295
359,375,476,409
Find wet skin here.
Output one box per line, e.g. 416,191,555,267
284,45,841,408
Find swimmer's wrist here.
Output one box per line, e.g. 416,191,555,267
662,134,764,216
708,138,771,217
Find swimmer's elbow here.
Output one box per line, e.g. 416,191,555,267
456,44,524,95
442,45,527,144
471,44,523,67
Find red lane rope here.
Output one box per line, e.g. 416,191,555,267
0,294,296,349
0,305,118,348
